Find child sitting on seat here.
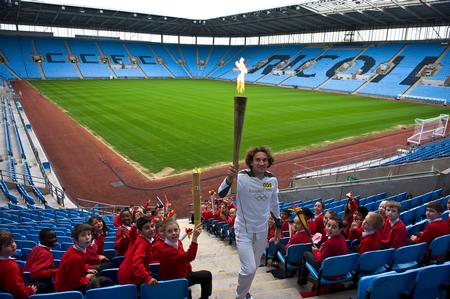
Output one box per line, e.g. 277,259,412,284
267,215,276,244
54,224,99,292
343,193,359,235
158,219,212,299
0,230,37,299
347,206,369,241
313,201,325,235
377,200,388,219
315,210,337,246
88,216,107,256
357,212,383,254
118,216,158,286
298,216,348,286
24,228,58,292
410,202,447,245
86,216,113,270
272,216,310,271
380,201,407,249
115,209,138,256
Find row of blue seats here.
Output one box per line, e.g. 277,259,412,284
1,35,449,100
357,262,450,299
385,137,450,165
0,279,189,299
264,233,450,297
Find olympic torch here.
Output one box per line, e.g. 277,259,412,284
192,167,201,226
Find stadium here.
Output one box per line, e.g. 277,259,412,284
0,0,449,298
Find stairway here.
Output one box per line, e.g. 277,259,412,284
64,40,83,79
178,219,301,299
31,38,46,80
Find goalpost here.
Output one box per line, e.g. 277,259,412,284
407,114,449,145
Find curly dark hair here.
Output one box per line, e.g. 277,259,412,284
244,146,274,169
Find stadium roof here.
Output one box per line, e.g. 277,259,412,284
1,0,449,37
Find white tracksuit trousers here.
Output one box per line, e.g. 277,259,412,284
235,228,267,299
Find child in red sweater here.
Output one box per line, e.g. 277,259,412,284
88,216,107,256
315,210,337,246
411,202,448,245
347,206,369,241
357,212,383,254
24,228,58,292
377,200,387,219
380,201,408,249
298,216,348,285
118,216,158,286
228,208,236,229
115,209,138,256
0,231,37,299
272,216,310,270
313,201,325,235
343,193,359,235
54,224,98,292
158,220,212,299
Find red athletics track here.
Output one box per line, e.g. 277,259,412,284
13,80,415,217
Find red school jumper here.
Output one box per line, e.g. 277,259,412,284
118,234,155,285
158,240,198,280
0,258,35,299
115,225,138,256
413,219,448,245
358,231,381,254
24,245,57,281
314,214,324,236
314,234,348,264
380,218,408,249
54,246,92,292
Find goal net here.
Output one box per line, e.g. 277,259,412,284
407,114,449,145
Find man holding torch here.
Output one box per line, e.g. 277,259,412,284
218,146,281,299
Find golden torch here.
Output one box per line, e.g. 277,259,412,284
192,167,202,226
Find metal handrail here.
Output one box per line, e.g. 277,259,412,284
13,93,66,206
292,144,409,180
284,169,439,192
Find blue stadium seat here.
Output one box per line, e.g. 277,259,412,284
264,237,288,266
86,284,136,299
15,240,37,250
356,248,395,279
357,270,417,299
29,291,84,299
100,268,119,285
277,243,312,278
140,278,189,299
428,234,450,264
149,263,160,281
391,242,427,272
0,292,13,299
412,263,450,299
112,256,124,268
305,253,359,296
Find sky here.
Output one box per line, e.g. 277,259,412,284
25,0,307,19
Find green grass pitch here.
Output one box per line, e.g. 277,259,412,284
30,79,450,174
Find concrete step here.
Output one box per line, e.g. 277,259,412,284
209,279,298,299
182,218,305,299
